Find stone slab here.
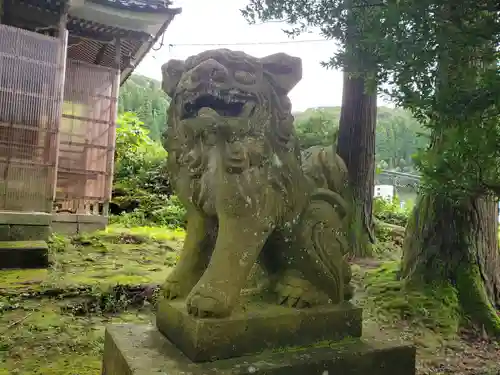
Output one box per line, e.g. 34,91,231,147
156,298,362,362
0,224,51,241
0,211,52,225
51,213,108,224
51,214,78,223
51,221,78,236
78,222,107,234
77,214,108,224
0,240,49,269
102,324,416,375
51,214,108,235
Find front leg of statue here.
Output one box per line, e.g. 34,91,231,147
186,215,274,318
161,209,214,300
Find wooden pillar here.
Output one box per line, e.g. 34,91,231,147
50,9,68,212
102,38,121,216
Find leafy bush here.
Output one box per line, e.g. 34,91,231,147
111,112,184,227
373,196,411,227
110,195,186,228
114,112,171,194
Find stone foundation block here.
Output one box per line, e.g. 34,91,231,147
156,299,363,362
0,211,52,241
0,240,49,269
101,324,416,375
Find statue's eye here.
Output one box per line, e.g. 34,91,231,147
234,70,256,85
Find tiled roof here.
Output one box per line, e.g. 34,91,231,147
21,0,180,14
88,0,179,13
67,17,152,42
18,0,65,13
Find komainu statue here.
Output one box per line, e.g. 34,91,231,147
160,49,353,318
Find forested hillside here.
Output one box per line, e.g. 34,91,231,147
118,75,169,141
119,74,429,172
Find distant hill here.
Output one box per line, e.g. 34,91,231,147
118,75,169,141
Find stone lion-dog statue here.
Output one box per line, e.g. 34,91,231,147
160,49,353,318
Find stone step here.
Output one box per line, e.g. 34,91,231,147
0,240,49,269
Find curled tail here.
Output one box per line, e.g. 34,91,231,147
295,188,353,303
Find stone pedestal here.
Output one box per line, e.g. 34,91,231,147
102,299,416,375
0,211,51,269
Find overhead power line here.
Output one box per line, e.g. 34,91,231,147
166,39,333,48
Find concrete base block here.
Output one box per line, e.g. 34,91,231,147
156,299,362,362
0,240,49,269
101,324,416,375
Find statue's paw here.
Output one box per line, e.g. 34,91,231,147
186,285,231,318
275,273,329,308
161,279,184,300
161,276,197,300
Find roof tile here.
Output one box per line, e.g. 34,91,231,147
88,0,175,13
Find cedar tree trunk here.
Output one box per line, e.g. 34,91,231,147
337,72,377,257
402,193,500,336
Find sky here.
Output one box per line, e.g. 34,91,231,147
135,0,392,112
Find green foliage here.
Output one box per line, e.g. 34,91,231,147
294,108,340,149
295,106,427,171
114,112,156,172
118,75,169,141
110,195,186,229
112,112,183,227
375,108,429,171
114,114,171,198
373,196,411,227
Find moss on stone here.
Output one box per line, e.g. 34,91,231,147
0,240,47,249
270,336,361,354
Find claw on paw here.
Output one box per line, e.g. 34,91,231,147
161,280,182,300
186,285,232,318
274,272,329,308
161,275,199,301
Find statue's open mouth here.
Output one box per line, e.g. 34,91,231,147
181,89,256,120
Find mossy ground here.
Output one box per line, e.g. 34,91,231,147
0,225,183,374
352,225,500,375
1,224,499,375
0,226,184,295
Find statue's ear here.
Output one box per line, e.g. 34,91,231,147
260,53,302,95
161,59,186,97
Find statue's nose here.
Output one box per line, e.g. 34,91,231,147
191,59,228,82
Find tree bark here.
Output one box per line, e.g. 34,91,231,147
337,72,377,257
401,193,500,336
